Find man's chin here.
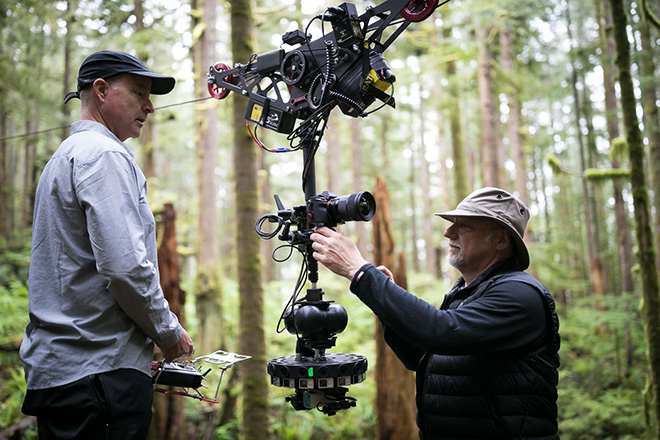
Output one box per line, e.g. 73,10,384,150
448,255,463,270
126,129,142,141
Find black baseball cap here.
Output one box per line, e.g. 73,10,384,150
63,50,175,103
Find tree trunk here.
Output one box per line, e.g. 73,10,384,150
418,96,438,278
608,0,660,437
351,118,368,250
566,3,602,294
259,149,275,283
637,5,660,277
0,109,6,241
21,112,37,229
595,0,635,294
325,111,341,193
443,18,468,204
0,3,4,241
134,0,156,179
61,0,74,142
409,151,420,272
379,111,391,174
372,176,417,440
150,204,186,440
499,24,528,205
7,119,15,239
231,1,269,438
476,25,500,188
192,0,223,357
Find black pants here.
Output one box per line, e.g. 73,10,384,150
22,369,153,440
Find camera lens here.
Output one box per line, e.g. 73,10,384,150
328,191,376,223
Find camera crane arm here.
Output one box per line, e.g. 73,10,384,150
207,0,445,142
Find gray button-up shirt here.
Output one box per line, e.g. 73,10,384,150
20,120,182,389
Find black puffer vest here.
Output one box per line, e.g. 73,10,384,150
417,272,560,440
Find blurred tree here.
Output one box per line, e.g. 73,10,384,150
231,0,269,438
192,0,224,358
476,23,500,187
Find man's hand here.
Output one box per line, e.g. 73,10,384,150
161,328,194,362
310,226,369,280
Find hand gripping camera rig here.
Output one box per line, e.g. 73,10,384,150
208,0,447,415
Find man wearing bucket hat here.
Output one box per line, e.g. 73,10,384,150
20,51,193,439
311,187,560,439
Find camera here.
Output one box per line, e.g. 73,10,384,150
307,191,376,228
257,191,376,246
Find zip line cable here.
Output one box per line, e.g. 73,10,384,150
1,96,214,142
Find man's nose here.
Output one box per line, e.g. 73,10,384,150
144,99,154,114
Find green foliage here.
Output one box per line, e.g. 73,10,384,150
584,168,630,182
0,236,31,287
0,281,29,347
269,405,376,440
609,138,629,163
546,153,563,174
0,367,29,431
0,242,31,432
0,236,31,347
557,294,646,439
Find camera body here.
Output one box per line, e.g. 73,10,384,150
263,190,376,246
307,190,376,228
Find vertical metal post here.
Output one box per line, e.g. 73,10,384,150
301,140,319,288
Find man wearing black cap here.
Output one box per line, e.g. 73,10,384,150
20,51,193,439
310,187,560,440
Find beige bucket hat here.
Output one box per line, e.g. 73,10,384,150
436,187,531,270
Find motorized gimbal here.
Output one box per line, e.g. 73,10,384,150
208,0,447,415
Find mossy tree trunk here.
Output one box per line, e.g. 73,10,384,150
608,0,660,436
231,0,269,438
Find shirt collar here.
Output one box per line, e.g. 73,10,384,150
70,120,135,158
450,257,519,294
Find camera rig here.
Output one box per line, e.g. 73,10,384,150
208,0,447,415
151,350,251,403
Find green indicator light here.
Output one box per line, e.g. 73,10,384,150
307,367,314,377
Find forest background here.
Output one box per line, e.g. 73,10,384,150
0,0,658,438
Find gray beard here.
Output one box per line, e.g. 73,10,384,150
448,252,465,271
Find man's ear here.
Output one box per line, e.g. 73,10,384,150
92,78,110,102
495,228,511,251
